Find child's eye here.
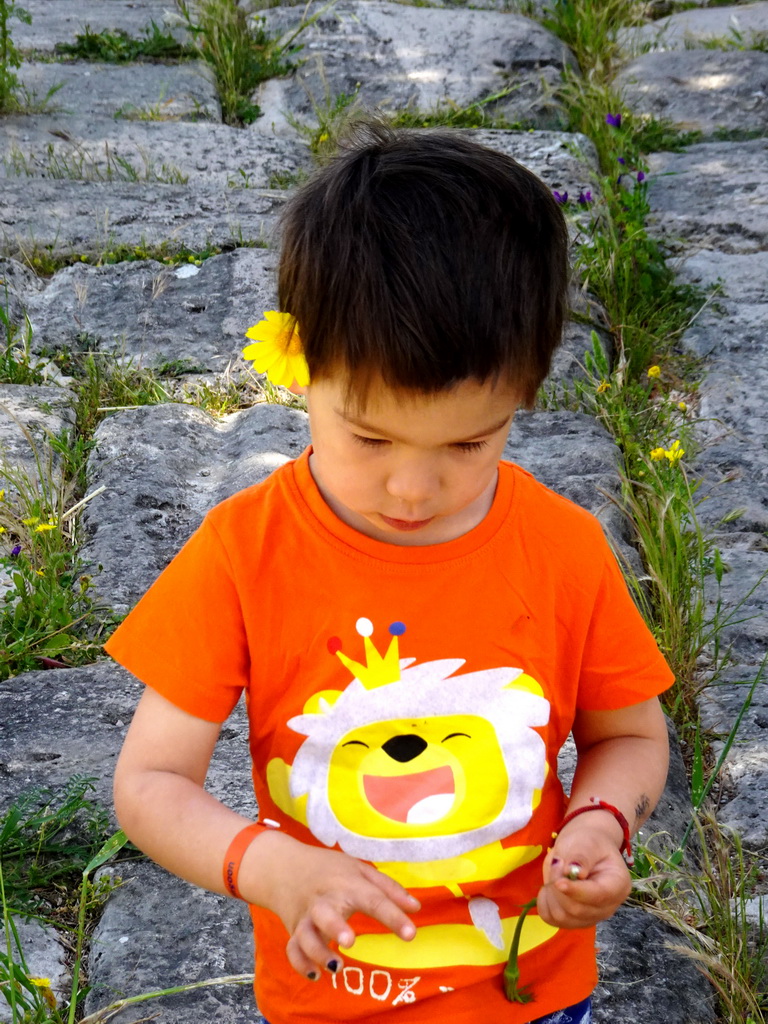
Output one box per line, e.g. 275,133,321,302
352,434,388,448
453,440,490,453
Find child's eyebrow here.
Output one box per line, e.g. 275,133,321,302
336,410,512,444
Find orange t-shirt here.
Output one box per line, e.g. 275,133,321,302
106,450,673,1024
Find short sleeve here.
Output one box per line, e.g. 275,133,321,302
577,546,675,710
104,517,249,722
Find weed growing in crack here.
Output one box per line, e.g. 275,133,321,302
54,21,195,62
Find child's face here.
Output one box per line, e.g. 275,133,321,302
304,374,523,545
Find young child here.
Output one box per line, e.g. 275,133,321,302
108,123,672,1024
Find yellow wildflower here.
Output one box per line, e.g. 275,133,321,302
596,380,611,394
30,978,56,1010
0,489,5,501
678,401,687,412
22,516,39,525
0,527,6,534
243,311,310,388
35,569,45,577
665,440,684,464
650,448,666,461
318,132,329,143
34,522,57,533
647,365,661,378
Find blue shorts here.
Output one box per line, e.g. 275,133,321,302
260,995,592,1024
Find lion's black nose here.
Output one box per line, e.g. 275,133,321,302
382,735,428,763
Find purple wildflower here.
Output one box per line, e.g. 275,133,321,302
577,190,593,206
636,170,646,183
618,157,626,165
605,113,622,128
10,544,20,557
553,190,568,204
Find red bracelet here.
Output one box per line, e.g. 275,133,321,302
556,797,634,868
222,822,268,899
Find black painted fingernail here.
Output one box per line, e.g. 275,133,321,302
307,971,319,981
551,857,561,866
327,959,339,973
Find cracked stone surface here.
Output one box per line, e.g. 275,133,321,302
15,0,190,51
615,49,768,135
21,248,279,369
0,919,70,1023
647,141,768,253
0,181,286,258
0,116,311,187
621,1,768,52
18,60,221,123
0,384,75,492
253,1,575,137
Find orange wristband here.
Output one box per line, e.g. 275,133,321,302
222,822,267,899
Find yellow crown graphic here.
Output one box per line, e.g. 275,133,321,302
330,618,406,690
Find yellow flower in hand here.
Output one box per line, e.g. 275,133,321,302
243,311,309,388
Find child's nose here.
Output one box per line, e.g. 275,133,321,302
386,458,440,506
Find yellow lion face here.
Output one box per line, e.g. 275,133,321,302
326,713,510,838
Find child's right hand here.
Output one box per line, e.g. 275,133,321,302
240,831,420,979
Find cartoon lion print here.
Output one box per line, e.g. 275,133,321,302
266,619,559,970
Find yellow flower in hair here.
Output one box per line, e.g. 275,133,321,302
243,311,309,388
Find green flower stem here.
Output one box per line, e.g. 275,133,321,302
77,973,256,1024
503,898,537,1004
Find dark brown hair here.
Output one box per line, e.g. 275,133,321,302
278,121,569,407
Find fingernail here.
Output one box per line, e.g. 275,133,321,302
551,857,561,866
307,971,319,981
326,959,339,973
401,923,416,940
567,863,582,880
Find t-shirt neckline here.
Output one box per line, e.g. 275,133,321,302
289,447,516,564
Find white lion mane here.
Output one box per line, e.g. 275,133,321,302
287,659,550,862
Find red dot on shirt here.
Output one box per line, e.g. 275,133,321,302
327,636,342,654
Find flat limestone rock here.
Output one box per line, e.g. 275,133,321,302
81,402,311,614
699,660,768,847
15,0,189,51
621,2,768,52
86,862,260,1024
504,410,631,550
647,141,768,253
673,250,768,535
18,60,221,122
23,248,279,369
0,919,70,1023
469,128,600,196
252,1,574,137
595,906,716,1023
0,383,75,493
614,49,768,135
0,180,286,258
0,660,253,823
0,116,310,187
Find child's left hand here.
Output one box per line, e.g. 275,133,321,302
536,815,632,929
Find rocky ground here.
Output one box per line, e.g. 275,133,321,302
1,1,768,1022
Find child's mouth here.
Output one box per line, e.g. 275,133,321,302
379,515,435,532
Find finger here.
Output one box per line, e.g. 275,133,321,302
353,885,417,942
310,900,356,951
360,864,421,915
286,928,324,981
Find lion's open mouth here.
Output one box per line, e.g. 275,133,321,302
363,765,455,824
